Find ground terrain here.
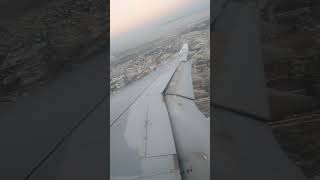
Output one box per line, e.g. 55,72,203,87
110,17,210,117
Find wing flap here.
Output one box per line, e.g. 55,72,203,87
165,60,195,99
146,94,176,157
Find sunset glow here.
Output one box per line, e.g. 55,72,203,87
110,0,195,37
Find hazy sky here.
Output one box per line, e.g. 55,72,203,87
110,0,209,53
110,0,209,38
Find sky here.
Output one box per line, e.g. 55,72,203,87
110,0,209,51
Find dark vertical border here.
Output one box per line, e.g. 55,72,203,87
210,1,214,179
105,0,111,179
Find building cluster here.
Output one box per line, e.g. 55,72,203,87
110,41,181,92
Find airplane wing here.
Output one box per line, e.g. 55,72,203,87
212,1,307,180
110,43,210,180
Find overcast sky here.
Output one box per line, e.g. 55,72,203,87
110,0,209,51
